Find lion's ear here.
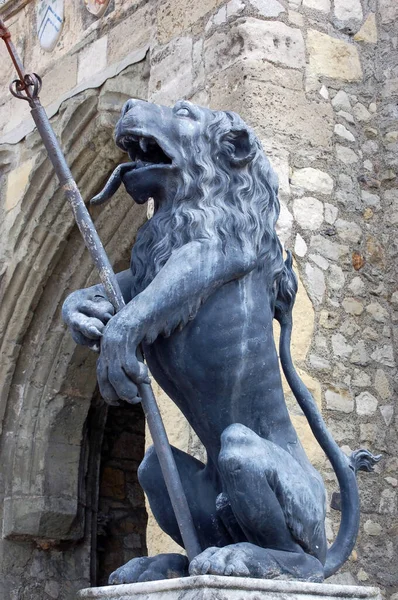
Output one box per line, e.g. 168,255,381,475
223,128,257,167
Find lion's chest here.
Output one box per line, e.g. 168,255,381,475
143,272,291,453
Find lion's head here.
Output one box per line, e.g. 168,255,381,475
93,99,285,299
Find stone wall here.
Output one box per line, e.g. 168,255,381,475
0,0,397,599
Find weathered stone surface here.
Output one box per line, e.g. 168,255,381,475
227,0,245,17
236,19,306,70
379,0,398,24
291,168,333,194
319,85,329,99
305,263,325,305
361,191,381,210
250,0,285,17
332,333,353,358
334,123,355,142
157,0,223,43
374,369,391,400
328,419,356,442
353,103,372,122
77,575,382,599
349,277,365,296
335,219,362,243
310,254,329,270
324,203,338,224
208,62,333,149
40,53,78,108
294,233,307,257
336,145,359,164
356,391,378,416
342,298,364,315
149,37,193,104
5,159,34,212
276,201,293,245
293,197,324,230
337,110,355,124
360,423,381,445
352,370,371,387
370,345,395,368
303,0,330,13
328,265,345,290
78,36,108,84
307,30,363,81
354,14,378,44
309,354,331,371
332,90,352,112
350,341,370,366
366,302,388,323
325,387,354,413
379,489,397,514
310,235,349,261
334,0,363,22
364,520,383,536
380,404,394,427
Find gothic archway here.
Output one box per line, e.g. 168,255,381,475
0,59,149,587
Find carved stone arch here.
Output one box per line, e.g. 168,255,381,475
0,59,149,541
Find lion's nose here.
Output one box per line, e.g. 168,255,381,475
121,98,147,117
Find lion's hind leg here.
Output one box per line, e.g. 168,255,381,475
199,423,327,581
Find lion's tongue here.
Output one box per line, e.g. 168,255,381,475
90,162,136,205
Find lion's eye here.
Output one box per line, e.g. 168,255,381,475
175,107,191,118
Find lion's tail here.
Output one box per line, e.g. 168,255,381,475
275,252,381,578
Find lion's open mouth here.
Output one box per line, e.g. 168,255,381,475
117,134,173,169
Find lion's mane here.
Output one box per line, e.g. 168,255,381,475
130,108,286,309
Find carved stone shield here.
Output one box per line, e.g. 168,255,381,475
84,0,111,17
37,0,64,52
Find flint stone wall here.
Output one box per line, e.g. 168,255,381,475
0,0,396,599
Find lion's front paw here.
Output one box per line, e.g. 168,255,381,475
96,309,150,404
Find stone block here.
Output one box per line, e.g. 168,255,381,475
76,575,382,600
40,53,78,108
356,391,378,416
157,0,224,44
0,95,31,137
250,0,285,17
293,197,324,230
305,262,325,305
307,30,362,82
3,495,78,540
354,14,378,44
325,387,354,413
149,37,193,105
107,5,154,65
207,62,333,150
332,90,351,112
5,159,34,212
303,0,330,13
334,0,363,22
336,145,359,165
205,19,306,77
237,19,306,70
291,168,333,194
78,36,108,84
334,124,355,142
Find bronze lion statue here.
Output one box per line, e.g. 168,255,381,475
63,99,379,584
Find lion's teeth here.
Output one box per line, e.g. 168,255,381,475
139,138,148,153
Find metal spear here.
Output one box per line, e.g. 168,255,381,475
0,18,201,562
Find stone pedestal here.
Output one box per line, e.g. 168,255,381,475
77,575,382,600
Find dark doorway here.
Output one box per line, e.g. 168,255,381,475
91,397,148,586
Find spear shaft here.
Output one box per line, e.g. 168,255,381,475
0,18,201,562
